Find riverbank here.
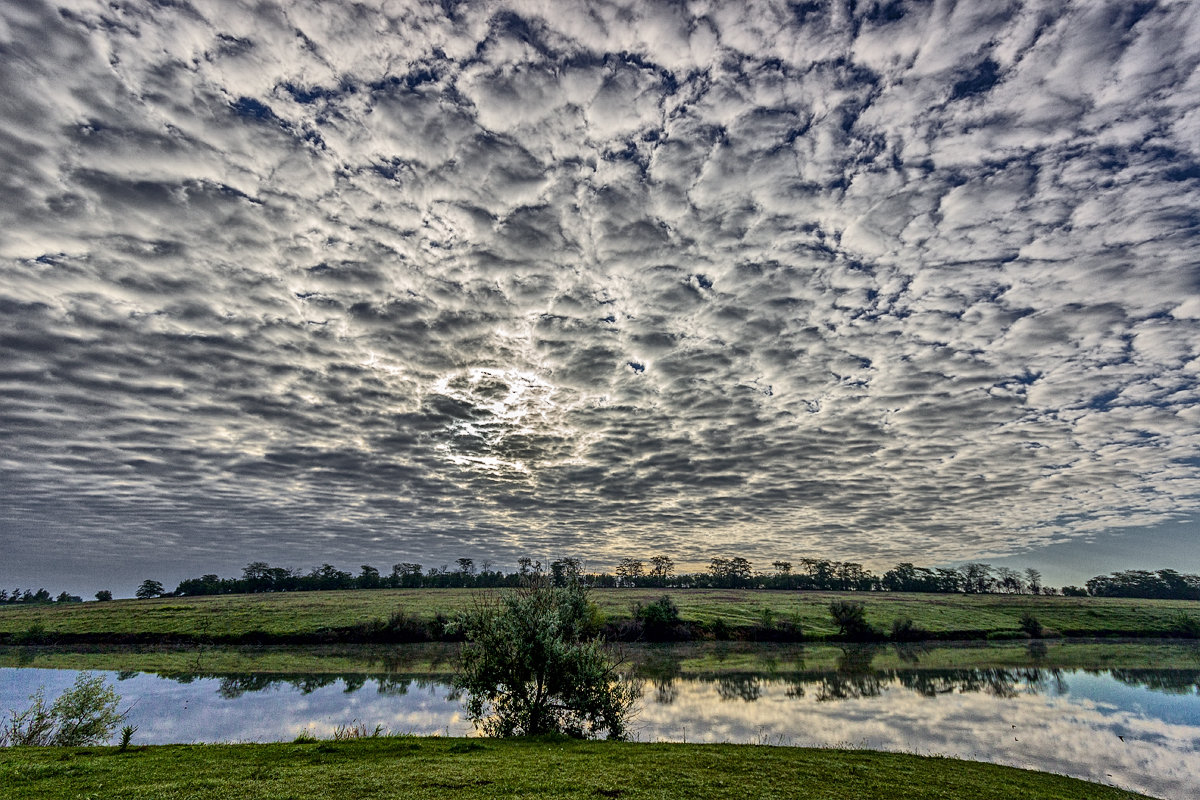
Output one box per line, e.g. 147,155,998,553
2,589,1198,645
3,638,1200,677
0,738,1155,799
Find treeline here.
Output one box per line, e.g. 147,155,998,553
159,557,1063,597
0,589,83,605
1084,569,1200,600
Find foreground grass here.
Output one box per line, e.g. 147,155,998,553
1,589,1198,644
0,738,1153,800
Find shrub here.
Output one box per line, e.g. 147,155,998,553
633,595,681,641
890,617,929,642
1018,612,1045,638
13,623,49,645
385,611,431,642
829,600,873,639
1167,612,1200,638
1,673,124,747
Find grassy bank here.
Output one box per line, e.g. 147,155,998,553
0,738,1153,799
4,638,1200,677
1,589,1198,645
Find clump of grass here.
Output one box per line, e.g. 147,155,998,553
293,728,319,743
331,721,388,740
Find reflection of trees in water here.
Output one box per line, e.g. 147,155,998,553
717,676,762,702
1107,669,1200,695
893,643,926,665
216,674,344,698
637,650,683,706
183,673,431,699
894,668,1062,699
813,647,884,702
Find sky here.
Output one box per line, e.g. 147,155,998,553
2,0,1199,596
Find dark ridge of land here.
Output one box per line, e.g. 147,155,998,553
1,588,1198,646
0,738,1156,800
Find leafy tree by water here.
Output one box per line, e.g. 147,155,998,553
451,576,638,739
1,673,124,747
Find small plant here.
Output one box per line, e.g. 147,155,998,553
118,724,137,751
1,672,124,747
293,728,318,743
1018,612,1045,638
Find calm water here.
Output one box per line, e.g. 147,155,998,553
3,648,1200,799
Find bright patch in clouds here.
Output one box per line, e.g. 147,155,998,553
1,0,1199,580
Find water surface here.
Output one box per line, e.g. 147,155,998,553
3,643,1199,799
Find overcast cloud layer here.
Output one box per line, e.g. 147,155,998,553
2,0,1199,581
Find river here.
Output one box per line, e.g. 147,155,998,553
2,641,1198,798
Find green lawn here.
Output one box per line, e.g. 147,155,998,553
1,589,1197,643
0,738,1153,799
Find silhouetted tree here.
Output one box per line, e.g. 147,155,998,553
358,565,381,589
615,558,645,586
1024,568,1043,595
648,555,675,584
135,580,164,599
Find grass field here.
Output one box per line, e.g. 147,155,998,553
3,638,1200,676
1,588,1198,644
0,738,1154,800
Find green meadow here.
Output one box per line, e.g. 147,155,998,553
1,588,1198,643
0,738,1154,800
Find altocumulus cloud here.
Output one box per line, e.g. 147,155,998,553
1,0,1199,579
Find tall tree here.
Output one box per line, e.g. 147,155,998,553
135,580,164,599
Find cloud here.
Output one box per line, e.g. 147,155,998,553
1,0,1198,581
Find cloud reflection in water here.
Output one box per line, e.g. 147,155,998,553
1,666,1196,798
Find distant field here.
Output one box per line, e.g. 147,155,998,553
0,738,1155,800
1,588,1198,643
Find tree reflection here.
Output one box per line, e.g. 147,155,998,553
1108,669,1200,695
717,675,762,702
815,646,883,701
